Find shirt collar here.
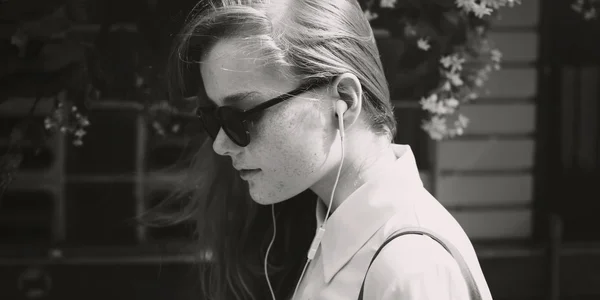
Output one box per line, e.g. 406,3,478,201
316,144,425,283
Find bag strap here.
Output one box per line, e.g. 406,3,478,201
357,227,481,300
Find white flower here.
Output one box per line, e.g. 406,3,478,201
442,81,452,91
584,8,597,20
446,72,464,86
454,126,465,136
420,93,436,104
570,0,598,21
455,0,494,18
472,4,493,17
404,24,417,37
440,55,465,73
79,116,90,127
457,114,469,128
171,124,181,133
475,78,484,87
481,0,520,9
417,38,431,51
455,0,473,10
440,56,452,68
419,94,438,113
420,94,457,115
135,75,145,88
490,49,502,62
75,129,87,137
422,116,448,140
447,114,470,137
572,0,585,12
380,0,397,8
446,98,460,108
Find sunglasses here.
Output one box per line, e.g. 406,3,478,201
196,78,331,147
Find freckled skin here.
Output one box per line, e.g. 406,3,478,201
200,39,338,205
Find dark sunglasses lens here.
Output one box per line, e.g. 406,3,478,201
219,108,250,146
197,109,220,139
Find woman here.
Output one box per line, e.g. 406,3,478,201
164,0,494,299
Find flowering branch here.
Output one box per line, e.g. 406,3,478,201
456,0,519,17
361,0,519,140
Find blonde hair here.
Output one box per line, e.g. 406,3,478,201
171,0,396,139
162,1,397,299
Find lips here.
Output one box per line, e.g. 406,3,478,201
239,169,261,179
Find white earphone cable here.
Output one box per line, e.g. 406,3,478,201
291,257,311,299
269,103,346,300
290,106,346,300
324,123,345,228
265,204,278,300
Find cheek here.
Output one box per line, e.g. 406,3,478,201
252,105,332,181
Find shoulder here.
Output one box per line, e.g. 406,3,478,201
363,234,470,300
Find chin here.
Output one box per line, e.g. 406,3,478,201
248,187,293,206
249,194,281,205
247,176,312,205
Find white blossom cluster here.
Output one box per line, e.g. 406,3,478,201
455,0,519,18
572,0,599,20
44,100,90,147
365,0,514,140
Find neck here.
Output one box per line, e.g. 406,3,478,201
310,133,396,214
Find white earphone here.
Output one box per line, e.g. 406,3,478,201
266,100,348,300
335,100,348,138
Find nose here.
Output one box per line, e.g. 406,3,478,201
212,128,240,156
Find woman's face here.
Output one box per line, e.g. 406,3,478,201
200,39,339,205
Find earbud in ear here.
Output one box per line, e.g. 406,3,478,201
335,100,348,118
335,100,347,139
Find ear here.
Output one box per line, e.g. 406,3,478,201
331,73,362,130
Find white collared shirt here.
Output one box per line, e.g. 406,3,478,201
292,144,493,300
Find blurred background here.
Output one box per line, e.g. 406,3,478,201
0,0,599,299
